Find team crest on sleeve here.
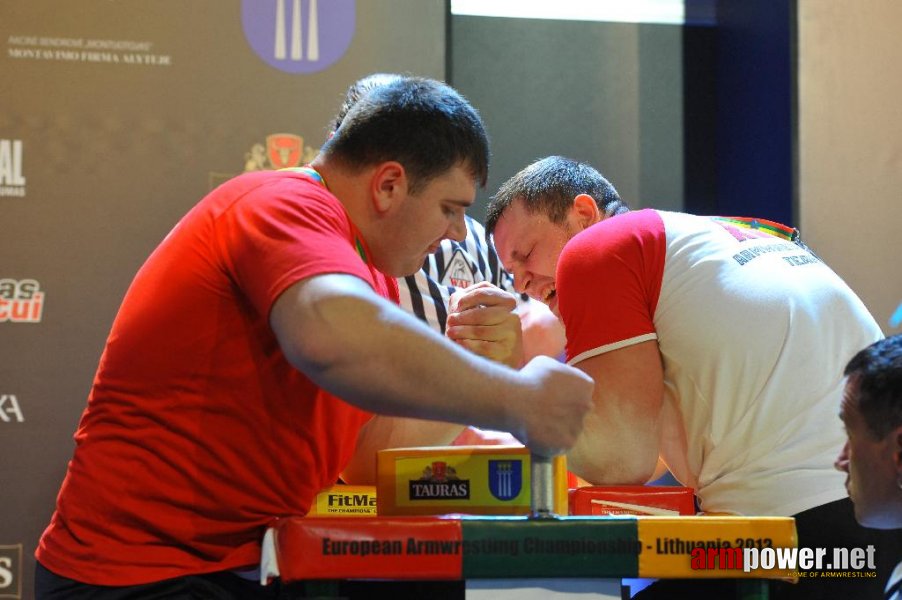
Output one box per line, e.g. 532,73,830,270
440,249,476,288
488,460,522,501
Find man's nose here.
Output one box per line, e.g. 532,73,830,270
447,213,467,242
511,268,530,295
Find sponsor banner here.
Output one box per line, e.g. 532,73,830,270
252,516,806,583
0,279,44,324
0,544,22,600
274,516,464,581
308,485,377,517
209,132,319,191
408,460,472,501
636,516,798,579
0,140,26,198
377,446,568,515
6,35,172,67
460,518,640,579
0,396,25,424
270,516,640,582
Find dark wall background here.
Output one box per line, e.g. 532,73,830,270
450,1,795,229
450,16,685,222
0,2,445,597
796,0,902,333
712,0,794,226
2,1,896,598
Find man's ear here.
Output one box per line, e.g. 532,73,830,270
893,425,902,472
370,161,408,214
571,194,601,230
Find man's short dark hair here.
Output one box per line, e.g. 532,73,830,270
321,75,489,194
844,334,902,438
485,156,628,236
331,73,403,133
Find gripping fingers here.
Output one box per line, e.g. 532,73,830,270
449,282,517,314
451,338,506,362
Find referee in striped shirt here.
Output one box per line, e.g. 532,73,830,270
399,212,517,334
331,74,565,368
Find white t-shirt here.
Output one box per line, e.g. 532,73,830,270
559,209,882,516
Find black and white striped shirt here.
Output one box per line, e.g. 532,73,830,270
398,215,519,334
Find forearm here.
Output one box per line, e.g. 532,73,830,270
271,274,594,458
563,341,665,485
272,275,525,435
567,411,660,485
446,282,524,368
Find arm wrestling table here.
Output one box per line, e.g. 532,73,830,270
260,454,797,599
261,513,797,599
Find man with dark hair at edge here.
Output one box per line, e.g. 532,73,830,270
33,79,593,599
486,154,895,598
836,335,902,600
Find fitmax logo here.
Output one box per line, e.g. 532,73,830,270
0,544,22,599
327,493,375,508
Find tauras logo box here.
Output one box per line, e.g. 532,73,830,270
377,446,568,516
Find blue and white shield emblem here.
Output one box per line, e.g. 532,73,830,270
488,460,522,501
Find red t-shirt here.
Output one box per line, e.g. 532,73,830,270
36,169,399,585
558,209,666,362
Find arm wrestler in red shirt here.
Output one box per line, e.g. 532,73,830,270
33,77,593,600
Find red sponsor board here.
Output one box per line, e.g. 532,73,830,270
274,517,463,581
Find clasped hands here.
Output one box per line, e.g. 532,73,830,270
446,281,524,368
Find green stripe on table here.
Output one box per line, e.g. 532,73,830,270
461,517,640,578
